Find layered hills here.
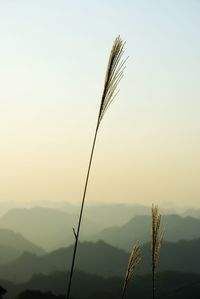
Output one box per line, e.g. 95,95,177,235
92,214,200,250
1,270,200,299
0,207,103,251
1,239,200,283
0,229,45,264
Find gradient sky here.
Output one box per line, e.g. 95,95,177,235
0,0,200,207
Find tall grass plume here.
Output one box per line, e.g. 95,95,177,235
151,204,163,299
66,36,127,299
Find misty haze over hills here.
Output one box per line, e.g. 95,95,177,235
0,203,200,297
0,204,200,251
0,229,45,264
0,207,104,251
91,214,200,251
1,0,199,297
1,239,200,283
0,200,199,219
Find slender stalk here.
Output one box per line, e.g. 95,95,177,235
66,36,127,299
66,122,99,299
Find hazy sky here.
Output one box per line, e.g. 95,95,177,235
0,0,200,207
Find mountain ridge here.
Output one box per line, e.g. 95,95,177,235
1,238,200,283
92,214,200,250
0,207,104,251
2,270,200,299
0,229,45,264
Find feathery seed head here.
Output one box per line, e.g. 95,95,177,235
151,204,163,274
98,35,127,126
122,242,141,298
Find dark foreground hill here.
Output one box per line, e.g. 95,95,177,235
0,229,45,264
1,270,200,299
1,239,200,283
16,290,65,299
141,238,200,274
93,214,200,250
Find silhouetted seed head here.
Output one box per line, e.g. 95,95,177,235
122,242,141,298
98,35,127,126
151,204,163,275
66,36,127,299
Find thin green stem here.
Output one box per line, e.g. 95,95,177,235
66,122,99,299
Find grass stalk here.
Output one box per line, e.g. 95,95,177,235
151,204,163,299
66,35,127,299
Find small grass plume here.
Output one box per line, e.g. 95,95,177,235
66,35,127,299
122,242,141,299
151,204,163,299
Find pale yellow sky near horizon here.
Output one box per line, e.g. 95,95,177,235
0,0,200,208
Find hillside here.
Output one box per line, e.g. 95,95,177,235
92,214,200,250
83,203,152,226
60,203,177,227
2,207,200,252
0,241,128,283
0,229,45,264
0,207,103,251
1,270,200,299
140,238,200,274
183,208,200,218
1,239,200,283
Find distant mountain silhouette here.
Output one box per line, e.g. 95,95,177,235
140,238,200,274
68,203,176,226
83,203,152,226
2,206,196,252
0,229,45,264
1,239,200,283
2,270,200,299
183,208,200,218
0,207,103,251
0,204,179,251
92,214,200,250
0,241,128,283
